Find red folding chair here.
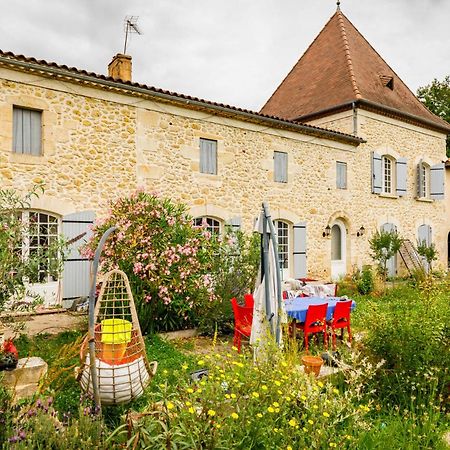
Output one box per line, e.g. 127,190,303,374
295,303,328,351
231,298,253,353
328,300,352,350
244,293,254,308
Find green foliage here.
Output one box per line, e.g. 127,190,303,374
198,228,260,334
417,75,450,157
355,265,375,295
416,240,438,271
358,283,450,408
83,193,220,334
369,230,403,282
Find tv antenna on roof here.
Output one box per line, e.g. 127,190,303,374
123,16,142,54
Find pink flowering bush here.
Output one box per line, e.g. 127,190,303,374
83,193,219,333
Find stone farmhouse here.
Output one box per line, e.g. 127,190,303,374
0,9,448,306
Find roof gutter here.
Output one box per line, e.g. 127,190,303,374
294,99,450,134
0,55,364,146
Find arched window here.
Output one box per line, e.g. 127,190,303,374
331,224,342,260
22,211,60,282
193,216,221,236
275,220,289,271
382,155,395,194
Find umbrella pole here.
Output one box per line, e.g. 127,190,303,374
262,214,272,323
88,225,117,413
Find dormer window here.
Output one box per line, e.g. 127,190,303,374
380,75,394,90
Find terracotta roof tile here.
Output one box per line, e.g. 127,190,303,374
260,11,450,133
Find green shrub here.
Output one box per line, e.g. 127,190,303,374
369,230,403,283
356,265,375,295
360,283,450,407
83,193,219,333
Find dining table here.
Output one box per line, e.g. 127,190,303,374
284,296,356,323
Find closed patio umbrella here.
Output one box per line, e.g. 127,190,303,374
250,203,285,356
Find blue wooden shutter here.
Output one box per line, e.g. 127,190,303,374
61,211,95,306
274,152,288,183
372,152,382,194
416,161,424,198
336,162,347,189
418,224,432,272
13,107,41,155
293,222,307,278
200,139,217,174
396,158,407,196
381,223,397,277
226,216,241,231
430,163,444,200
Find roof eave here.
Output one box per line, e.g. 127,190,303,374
295,99,450,135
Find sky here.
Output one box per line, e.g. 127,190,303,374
0,0,449,112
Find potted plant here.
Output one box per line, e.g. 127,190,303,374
0,338,18,371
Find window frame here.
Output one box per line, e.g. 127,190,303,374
193,216,221,236
199,138,218,175
12,106,43,156
275,220,290,272
382,155,395,194
336,161,347,189
418,161,431,199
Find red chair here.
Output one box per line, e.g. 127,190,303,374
295,303,328,352
231,298,253,353
328,300,352,350
244,293,254,308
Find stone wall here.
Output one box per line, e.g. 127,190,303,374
0,67,447,278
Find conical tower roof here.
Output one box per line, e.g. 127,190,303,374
260,10,450,132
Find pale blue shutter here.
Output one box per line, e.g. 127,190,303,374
396,158,407,196
274,152,288,183
430,163,444,200
416,162,424,198
372,152,382,194
293,222,307,278
200,139,217,174
61,211,95,307
12,107,41,155
336,162,347,189
226,216,241,231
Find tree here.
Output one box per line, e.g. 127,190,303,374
417,75,450,157
369,230,403,284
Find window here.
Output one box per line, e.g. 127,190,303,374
382,156,394,194
275,220,289,270
193,216,221,236
336,161,347,189
417,161,430,198
331,225,342,260
13,107,42,155
22,211,60,283
274,151,288,183
199,138,217,174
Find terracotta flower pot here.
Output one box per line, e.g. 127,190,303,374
302,355,323,377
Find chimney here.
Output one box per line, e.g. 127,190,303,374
108,54,132,82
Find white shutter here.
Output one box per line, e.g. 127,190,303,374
293,222,307,278
396,158,407,196
200,139,217,174
61,211,95,304
372,152,382,194
430,163,445,200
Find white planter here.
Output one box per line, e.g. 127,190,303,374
24,281,61,308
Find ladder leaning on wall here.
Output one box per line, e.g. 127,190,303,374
398,239,425,276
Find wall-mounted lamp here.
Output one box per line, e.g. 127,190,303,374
357,226,365,237
323,225,331,238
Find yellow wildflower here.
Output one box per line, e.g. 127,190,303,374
197,360,204,365
303,427,307,432
281,361,288,367
200,381,206,386
163,369,168,375
215,423,221,428
181,364,188,370
159,383,165,388
323,412,330,418
261,385,268,391
317,381,324,388
225,394,230,399
231,412,239,420
275,408,280,413
312,405,318,410
277,390,283,395
287,446,293,450
332,388,339,394
286,396,291,402
273,401,280,407
231,393,237,399
188,407,195,414
197,388,202,393
166,401,174,410
288,418,297,427
329,443,337,448
232,346,238,351
274,428,279,433
252,392,260,398
267,406,275,413
185,401,192,406
301,395,307,401
275,380,281,386
207,409,216,417
226,353,232,358
308,419,314,425
186,388,194,394
257,413,263,418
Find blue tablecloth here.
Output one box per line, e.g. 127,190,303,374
284,296,356,323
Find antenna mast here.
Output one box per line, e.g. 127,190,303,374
123,16,142,54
